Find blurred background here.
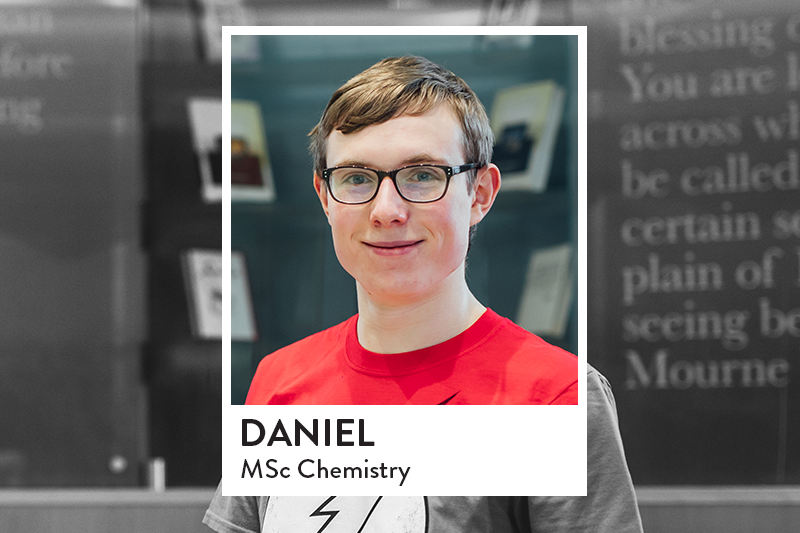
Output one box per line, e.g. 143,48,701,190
229,32,579,404
0,0,798,532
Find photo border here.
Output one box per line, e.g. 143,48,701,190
222,25,588,496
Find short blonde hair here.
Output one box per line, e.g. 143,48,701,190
309,56,494,188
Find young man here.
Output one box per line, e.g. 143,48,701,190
205,56,643,532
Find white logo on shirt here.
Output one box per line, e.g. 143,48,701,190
263,496,427,533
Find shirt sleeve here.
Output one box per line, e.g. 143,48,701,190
526,365,644,533
203,482,266,533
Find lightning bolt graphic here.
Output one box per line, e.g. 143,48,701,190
310,496,339,533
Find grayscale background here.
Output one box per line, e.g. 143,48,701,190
0,1,798,532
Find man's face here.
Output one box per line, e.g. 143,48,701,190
315,104,484,306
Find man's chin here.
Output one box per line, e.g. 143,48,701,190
357,278,429,306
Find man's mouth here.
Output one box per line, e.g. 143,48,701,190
364,240,423,251
366,240,422,249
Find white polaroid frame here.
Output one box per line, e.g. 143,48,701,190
221,26,588,497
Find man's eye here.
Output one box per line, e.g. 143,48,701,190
410,170,440,182
344,174,372,185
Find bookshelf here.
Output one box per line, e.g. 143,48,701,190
141,26,224,485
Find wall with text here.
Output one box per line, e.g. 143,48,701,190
578,0,800,485
0,2,146,487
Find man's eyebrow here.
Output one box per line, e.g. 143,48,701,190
333,159,373,168
333,154,446,169
401,154,447,166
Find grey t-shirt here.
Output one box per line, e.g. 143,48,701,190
203,367,643,533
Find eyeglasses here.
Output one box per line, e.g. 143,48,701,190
321,163,480,204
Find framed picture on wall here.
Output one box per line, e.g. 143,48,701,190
182,249,222,339
231,99,276,202
516,243,574,338
231,251,257,341
490,80,564,192
187,97,223,202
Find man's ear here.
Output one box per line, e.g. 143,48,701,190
314,173,331,221
470,163,501,226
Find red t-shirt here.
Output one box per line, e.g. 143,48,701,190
245,308,577,405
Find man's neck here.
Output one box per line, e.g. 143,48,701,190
355,269,486,354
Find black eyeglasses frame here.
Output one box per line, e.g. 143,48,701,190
320,163,481,205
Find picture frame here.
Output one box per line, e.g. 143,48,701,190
231,99,276,202
182,249,222,339
187,97,224,202
231,251,258,342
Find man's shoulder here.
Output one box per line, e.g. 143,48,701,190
476,311,578,404
268,316,354,361
245,316,355,404
490,313,577,368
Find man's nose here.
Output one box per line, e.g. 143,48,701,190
369,177,409,226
